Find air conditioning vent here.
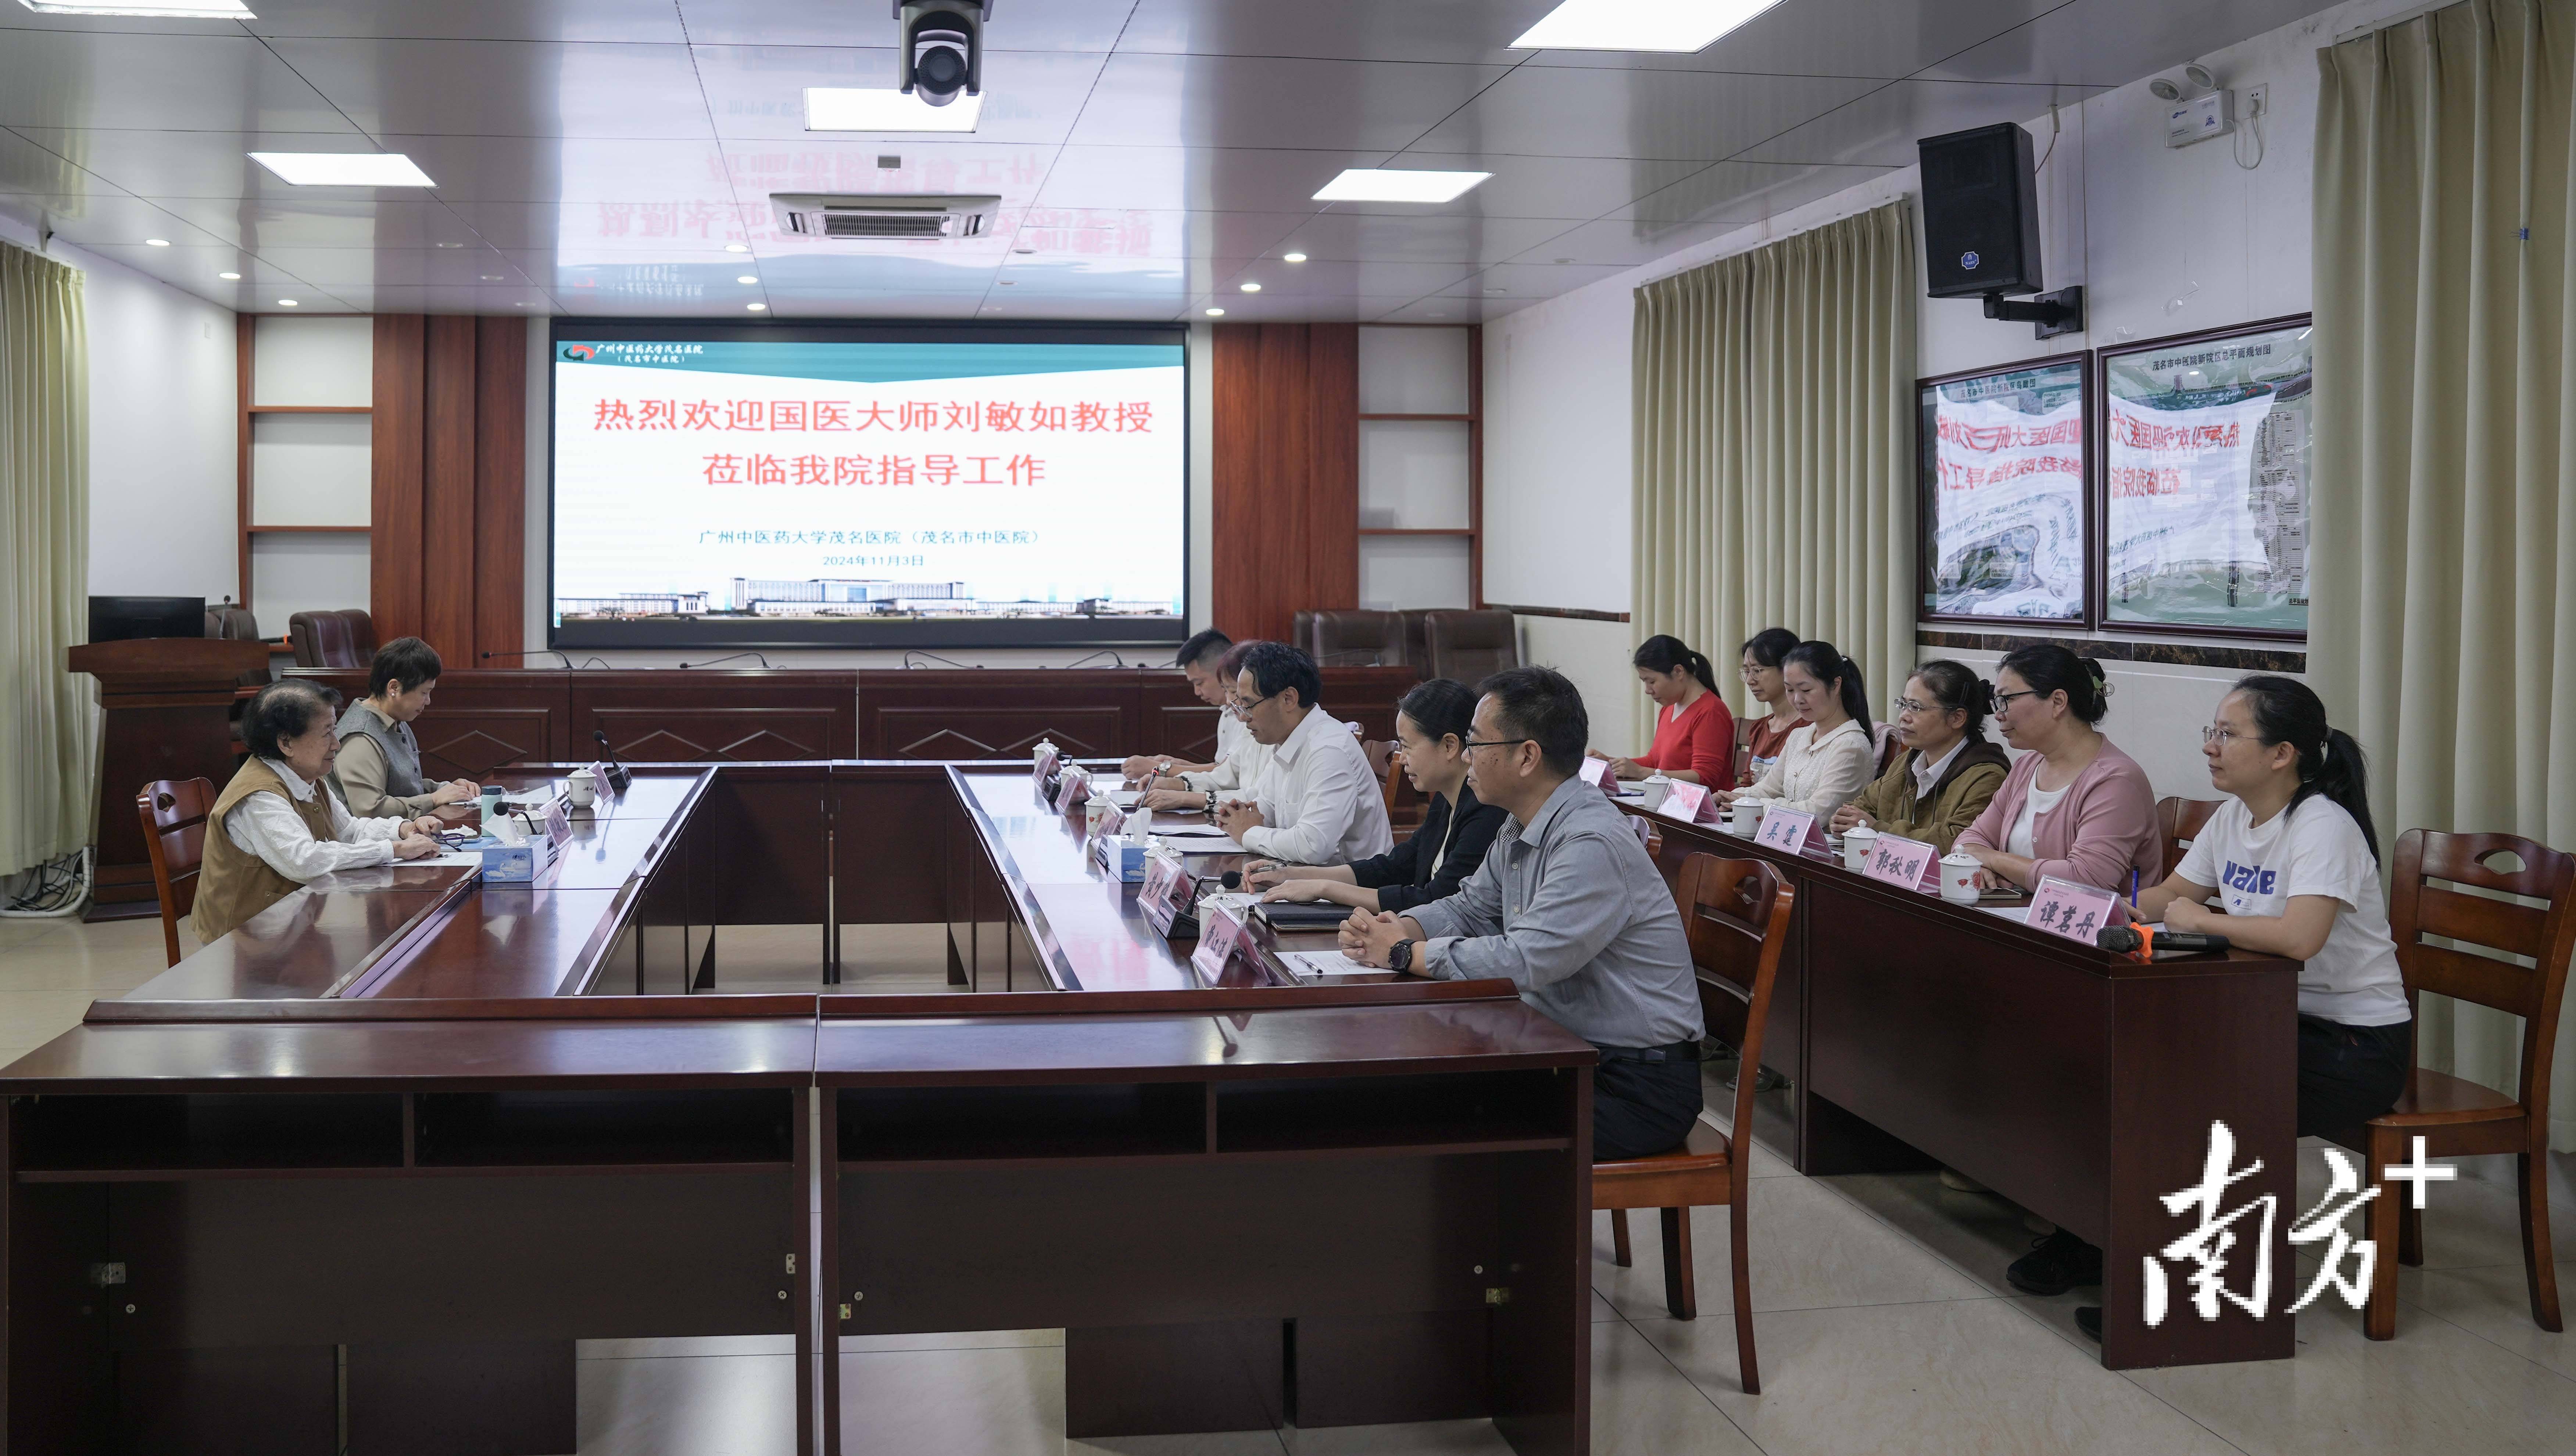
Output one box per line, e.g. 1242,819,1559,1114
772,193,1000,241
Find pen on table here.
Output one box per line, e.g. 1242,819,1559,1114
2129,868,2138,908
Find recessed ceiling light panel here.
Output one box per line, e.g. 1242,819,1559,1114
1312,168,1491,204
248,151,436,187
217,271,240,279
805,88,983,133
1509,0,1785,51
1282,252,1307,263
17,0,254,15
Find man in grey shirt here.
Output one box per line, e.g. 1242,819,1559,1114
1341,666,1707,1160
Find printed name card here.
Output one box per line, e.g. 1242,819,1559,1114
1139,852,1192,935
1093,802,1128,837
1051,768,1090,816
1861,832,1940,893
1033,744,1059,788
2028,875,2120,946
1754,805,1827,855
543,796,574,846
1658,779,1710,824
1191,903,1250,982
1578,756,1615,793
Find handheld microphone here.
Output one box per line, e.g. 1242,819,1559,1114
2096,924,2230,960
591,729,633,793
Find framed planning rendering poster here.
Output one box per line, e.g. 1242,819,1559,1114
1918,354,2093,626
2095,317,2312,639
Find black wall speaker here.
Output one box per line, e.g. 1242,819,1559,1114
1919,122,2043,299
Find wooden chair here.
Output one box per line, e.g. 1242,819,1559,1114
1361,739,1424,833
135,778,217,967
1596,853,1793,1394
2154,796,2222,883
2325,829,2576,1341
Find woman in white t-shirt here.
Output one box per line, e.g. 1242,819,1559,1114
2015,675,2414,1340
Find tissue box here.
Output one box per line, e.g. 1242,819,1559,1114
479,833,557,884
1091,834,1150,882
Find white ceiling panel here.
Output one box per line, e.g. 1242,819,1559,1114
0,0,2347,317
1734,79,2103,167
1924,0,2336,85
1068,54,1516,151
264,38,717,140
1406,67,1888,162
1116,0,1561,66
0,31,352,134
242,0,694,44
691,46,1108,144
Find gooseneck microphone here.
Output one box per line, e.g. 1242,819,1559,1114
592,729,633,792
2097,924,2230,958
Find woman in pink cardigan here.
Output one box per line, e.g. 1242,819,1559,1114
1954,645,2162,894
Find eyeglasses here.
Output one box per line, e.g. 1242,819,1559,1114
1459,736,1531,753
1229,689,1282,718
1893,697,1940,715
1738,664,1770,680
1993,688,2043,711
2200,725,2251,747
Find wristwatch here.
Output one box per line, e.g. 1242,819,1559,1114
1388,938,1416,973
1204,790,1218,814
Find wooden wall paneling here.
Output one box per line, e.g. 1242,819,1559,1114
421,315,481,660
1210,324,1359,643
472,318,527,665
573,672,858,762
371,316,427,645
704,766,832,928
854,669,1141,759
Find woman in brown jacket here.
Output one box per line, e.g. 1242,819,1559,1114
1830,659,2008,853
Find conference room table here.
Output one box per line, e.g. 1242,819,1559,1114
0,759,1597,1456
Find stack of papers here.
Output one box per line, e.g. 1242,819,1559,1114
1278,950,1363,979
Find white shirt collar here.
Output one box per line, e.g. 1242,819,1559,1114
1267,706,1333,766
264,758,319,801
1911,739,1965,796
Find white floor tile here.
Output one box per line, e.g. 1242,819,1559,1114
1593,1175,1990,1320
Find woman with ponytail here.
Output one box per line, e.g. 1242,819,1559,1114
1956,644,2161,895
1608,634,1737,785
2018,676,2411,1334
1717,639,1876,818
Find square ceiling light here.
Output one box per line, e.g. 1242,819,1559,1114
249,152,437,187
1312,169,1491,204
805,88,983,133
16,0,253,14
1509,0,1786,51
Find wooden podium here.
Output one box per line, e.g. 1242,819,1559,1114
68,638,272,920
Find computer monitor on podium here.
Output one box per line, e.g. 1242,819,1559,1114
87,595,204,643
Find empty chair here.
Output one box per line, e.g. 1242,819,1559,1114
1595,852,1794,1393
2154,795,2222,884
2325,828,2575,1341
288,608,378,668
135,778,217,967
1421,609,1518,684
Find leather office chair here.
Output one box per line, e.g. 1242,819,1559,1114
204,604,272,692
1421,610,1518,685
1596,853,1792,1394
2325,829,2575,1342
288,608,378,668
1397,609,1433,671
1307,609,1409,668
2154,796,2222,883
136,778,216,967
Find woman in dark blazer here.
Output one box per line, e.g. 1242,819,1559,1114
1248,677,1505,913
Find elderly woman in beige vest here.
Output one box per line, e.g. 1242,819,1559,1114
193,681,444,945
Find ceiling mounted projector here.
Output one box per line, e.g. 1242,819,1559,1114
772,193,1001,240
895,1,990,107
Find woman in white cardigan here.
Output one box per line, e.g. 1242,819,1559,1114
1715,639,1877,819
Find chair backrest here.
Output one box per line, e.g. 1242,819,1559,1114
2388,828,2576,1113
288,609,377,668
135,777,217,967
1673,854,1795,1171
2155,796,2222,884
1732,712,1759,788
1421,610,1518,685
1871,721,1902,774
1308,609,1408,667
1397,609,1434,671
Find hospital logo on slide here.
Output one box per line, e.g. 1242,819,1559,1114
561,344,597,360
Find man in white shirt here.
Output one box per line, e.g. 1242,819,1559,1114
193,681,443,944
1214,642,1391,866
1123,631,1271,809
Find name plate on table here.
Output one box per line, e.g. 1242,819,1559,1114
1656,780,1711,824
1578,756,1616,794
1753,805,1828,855
543,796,574,845
1050,767,1090,815
1139,852,1195,937
2028,875,2120,945
1033,744,1059,787
1191,903,1253,983
1861,832,1940,893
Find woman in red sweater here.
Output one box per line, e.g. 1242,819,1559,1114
1607,635,1736,785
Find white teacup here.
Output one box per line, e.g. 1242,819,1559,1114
1728,797,1763,835
565,768,597,807
1842,825,1878,871
1084,796,1115,833
1939,852,1983,904
1635,775,1674,811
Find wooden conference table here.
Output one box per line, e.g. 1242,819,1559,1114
0,761,1595,1456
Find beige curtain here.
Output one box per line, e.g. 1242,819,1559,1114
0,240,92,879
2314,0,2576,1149
1632,200,1917,734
